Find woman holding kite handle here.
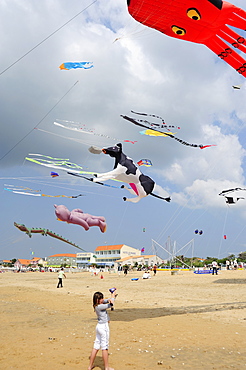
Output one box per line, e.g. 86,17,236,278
88,289,117,370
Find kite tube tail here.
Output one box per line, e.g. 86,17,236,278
67,172,102,184
150,192,171,202
67,172,120,188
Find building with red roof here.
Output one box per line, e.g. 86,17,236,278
14,257,45,270
14,259,31,270
94,244,141,266
116,254,163,268
46,253,77,267
0,260,11,265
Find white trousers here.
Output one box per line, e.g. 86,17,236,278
94,322,110,350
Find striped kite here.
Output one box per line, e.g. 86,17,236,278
4,185,84,198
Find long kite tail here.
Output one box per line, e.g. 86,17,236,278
121,114,215,149
131,110,166,124
150,192,171,202
130,110,180,130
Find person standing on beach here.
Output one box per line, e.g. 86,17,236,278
212,260,218,275
226,260,230,270
153,264,157,276
117,264,122,276
88,289,117,370
57,267,66,288
123,265,128,276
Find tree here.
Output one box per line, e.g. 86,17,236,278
6,258,17,267
238,251,246,261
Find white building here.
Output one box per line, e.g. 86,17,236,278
46,253,77,267
76,252,97,268
94,244,141,267
116,254,163,268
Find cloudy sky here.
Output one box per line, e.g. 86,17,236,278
1,0,246,261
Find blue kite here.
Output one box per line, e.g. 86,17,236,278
59,62,93,70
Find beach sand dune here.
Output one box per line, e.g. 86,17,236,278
0,269,245,369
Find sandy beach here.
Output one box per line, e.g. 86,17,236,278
0,269,246,369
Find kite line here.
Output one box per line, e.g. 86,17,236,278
0,80,79,162
0,0,98,76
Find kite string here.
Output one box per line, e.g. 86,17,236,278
36,128,98,147
0,233,26,247
115,2,159,42
223,222,246,257
0,0,98,76
2,176,120,198
151,118,245,251
217,206,229,258
123,115,244,256
0,80,79,162
112,202,129,244
216,206,246,258
157,206,209,243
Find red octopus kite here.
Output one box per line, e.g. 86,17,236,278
127,0,246,76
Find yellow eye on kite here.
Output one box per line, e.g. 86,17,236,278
187,8,201,20
171,25,186,36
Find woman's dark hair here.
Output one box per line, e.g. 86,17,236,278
93,291,104,309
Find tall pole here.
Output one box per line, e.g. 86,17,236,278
167,236,171,268
173,240,176,267
191,238,194,268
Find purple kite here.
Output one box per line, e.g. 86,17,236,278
54,204,107,233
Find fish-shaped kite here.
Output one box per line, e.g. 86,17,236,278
59,62,94,70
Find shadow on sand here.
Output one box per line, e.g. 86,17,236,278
213,278,246,284
110,301,246,322
90,357,104,370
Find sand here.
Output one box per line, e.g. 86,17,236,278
0,269,246,369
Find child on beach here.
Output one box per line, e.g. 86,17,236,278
88,289,117,370
57,268,66,288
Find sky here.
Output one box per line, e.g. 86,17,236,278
1,0,246,261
